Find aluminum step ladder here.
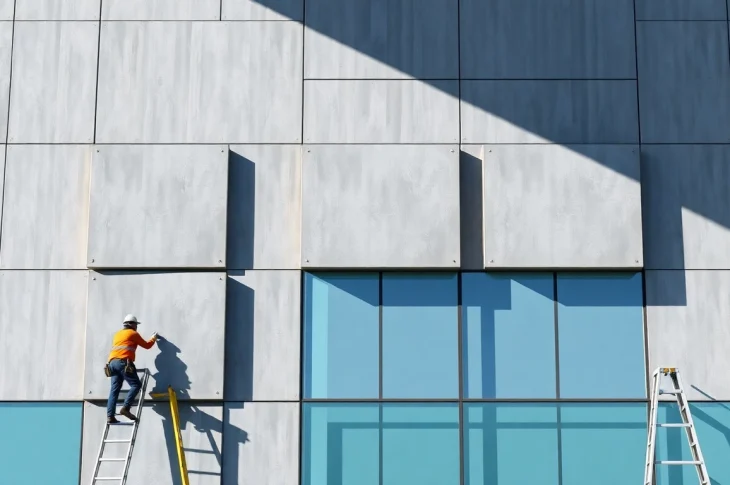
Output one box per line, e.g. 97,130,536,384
644,367,710,485
90,368,150,484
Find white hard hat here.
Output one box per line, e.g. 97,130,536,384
123,314,140,324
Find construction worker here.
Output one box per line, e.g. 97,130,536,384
106,314,159,424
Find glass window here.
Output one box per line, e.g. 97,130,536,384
462,273,556,398
303,273,380,398
382,273,458,398
557,273,646,398
0,403,82,485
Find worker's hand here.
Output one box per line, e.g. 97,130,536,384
151,332,160,340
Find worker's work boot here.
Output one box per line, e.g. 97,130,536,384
107,416,120,424
119,406,138,421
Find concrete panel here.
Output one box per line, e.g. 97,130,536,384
7,22,98,143
460,0,636,79
223,403,299,485
637,22,730,143
0,145,90,269
304,80,459,143
96,22,302,144
636,0,726,19
484,145,643,269
225,271,300,401
461,80,639,144
15,0,100,19
642,145,730,270
304,0,458,79
0,271,87,400
0,147,4,233
228,146,301,270
0,1,12,19
0,23,13,140
302,145,460,268
646,270,730,400
102,0,219,20
222,0,302,20
87,145,228,269
81,402,223,484
83,271,226,400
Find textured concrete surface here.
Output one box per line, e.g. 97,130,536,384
637,21,730,143
84,271,226,400
0,271,87,400
0,1,12,19
225,271,300,401
102,0,219,19
303,80,459,143
81,402,223,485
461,80,639,144
636,0,726,19
222,0,303,20
460,0,636,79
0,145,90,269
87,145,228,269
96,21,302,143
302,145,460,268
483,145,643,268
0,23,8,139
304,0,458,79
15,0,100,19
227,145,301,270
7,22,98,143
0,147,4,237
222,403,299,485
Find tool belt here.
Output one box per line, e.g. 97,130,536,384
104,358,136,377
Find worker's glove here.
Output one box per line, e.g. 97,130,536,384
151,332,160,340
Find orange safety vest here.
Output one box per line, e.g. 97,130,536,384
108,328,156,362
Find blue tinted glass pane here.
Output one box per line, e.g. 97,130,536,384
0,403,82,485
302,404,380,485
382,404,460,485
304,273,379,398
462,273,556,398
382,273,458,398
560,403,646,485
557,273,646,398
464,403,559,485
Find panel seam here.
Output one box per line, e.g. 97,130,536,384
0,0,17,259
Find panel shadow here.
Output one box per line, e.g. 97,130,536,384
460,150,484,270
225,273,256,401
227,151,256,270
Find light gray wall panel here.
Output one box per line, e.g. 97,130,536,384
642,145,730,269
225,271,300,401
81,402,222,484
637,22,730,143
223,403,299,485
0,1,12,19
636,0,726,19
0,271,87,400
0,147,4,231
0,145,90,269
96,22,302,144
228,146,301,270
7,22,98,143
102,0,220,20
304,80,459,143
304,0,458,79
222,0,303,20
484,144,643,268
460,80,639,144
0,23,9,139
460,0,636,79
87,145,228,269
15,0,100,19
83,271,226,400
646,270,730,400
302,145,460,268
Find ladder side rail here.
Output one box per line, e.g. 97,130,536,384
118,368,150,485
674,371,711,484
90,423,112,484
169,387,191,485
644,370,662,485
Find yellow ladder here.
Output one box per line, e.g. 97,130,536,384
151,386,190,485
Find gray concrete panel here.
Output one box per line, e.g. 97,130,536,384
637,22,730,143
81,402,223,484
642,145,730,269
0,24,13,140
87,145,228,269
227,146,301,270
0,145,90,269
225,271,300,401
222,0,303,20
7,22,98,143
102,0,220,20
460,80,639,144
304,0,458,79
460,0,636,79
15,0,100,19
83,271,226,400
646,270,730,400
96,22,302,144
0,1,12,19
636,0,726,19
304,80,459,143
0,271,87,400
484,145,643,269
0,147,4,233
222,403,299,484
302,145,460,268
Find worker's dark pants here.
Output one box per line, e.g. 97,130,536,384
107,358,141,417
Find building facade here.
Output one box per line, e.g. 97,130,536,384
1,0,730,484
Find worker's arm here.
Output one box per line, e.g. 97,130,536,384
131,331,157,349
